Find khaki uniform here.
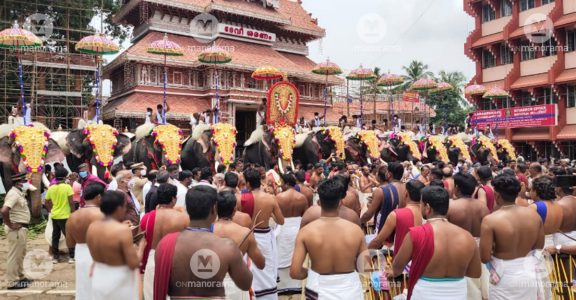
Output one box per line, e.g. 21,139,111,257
3,187,31,284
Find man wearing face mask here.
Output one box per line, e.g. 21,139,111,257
78,163,107,208
130,163,148,212
1,173,33,289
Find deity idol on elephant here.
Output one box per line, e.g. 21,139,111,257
496,138,517,164
293,126,346,166
126,123,184,171
470,135,499,165
382,131,421,163
346,130,382,165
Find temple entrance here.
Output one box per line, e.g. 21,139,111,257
235,110,257,158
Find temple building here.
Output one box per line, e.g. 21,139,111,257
103,0,341,145
464,0,576,160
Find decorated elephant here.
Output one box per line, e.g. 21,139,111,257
64,124,132,179
470,135,498,165
445,134,472,165
496,139,517,165
180,123,214,171
420,135,450,164
242,126,277,169
0,123,66,220
345,130,381,165
381,132,421,163
293,126,345,167
125,123,184,171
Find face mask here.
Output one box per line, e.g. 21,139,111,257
128,178,136,190
457,163,463,168
140,169,147,176
21,182,30,191
146,112,151,116
79,171,88,179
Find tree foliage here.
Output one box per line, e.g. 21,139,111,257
427,70,472,127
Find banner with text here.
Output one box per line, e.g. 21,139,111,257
470,104,557,129
402,91,420,103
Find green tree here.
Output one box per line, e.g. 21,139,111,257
399,60,434,91
428,71,472,128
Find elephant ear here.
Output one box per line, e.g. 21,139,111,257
0,137,13,164
115,133,133,157
45,139,66,164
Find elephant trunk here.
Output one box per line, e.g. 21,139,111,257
29,172,43,222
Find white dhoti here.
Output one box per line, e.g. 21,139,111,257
305,268,319,299
252,227,278,299
143,249,155,300
466,238,489,300
316,272,363,300
75,243,93,300
411,277,467,299
489,253,540,300
276,217,302,295
312,193,319,205
91,262,139,300
224,273,250,300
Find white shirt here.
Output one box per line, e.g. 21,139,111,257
145,112,152,124
196,180,217,190
175,181,188,208
142,181,152,202
107,178,118,191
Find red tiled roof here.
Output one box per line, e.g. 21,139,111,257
298,105,341,123
119,32,340,84
511,74,549,89
556,13,576,28
556,68,576,84
103,92,210,120
472,33,503,48
557,125,576,140
511,128,550,141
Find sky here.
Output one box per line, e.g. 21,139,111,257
301,0,476,79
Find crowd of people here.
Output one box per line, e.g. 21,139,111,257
3,141,576,300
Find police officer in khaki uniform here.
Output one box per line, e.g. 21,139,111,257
1,173,32,289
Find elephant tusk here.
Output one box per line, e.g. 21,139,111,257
291,159,295,171
367,157,372,165
278,157,284,174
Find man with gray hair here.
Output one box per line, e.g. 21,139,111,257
145,170,169,213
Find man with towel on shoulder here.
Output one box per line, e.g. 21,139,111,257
86,190,145,300
65,183,105,299
480,174,544,300
392,186,481,299
141,183,189,300
214,191,265,299
241,167,284,299
275,172,309,297
290,178,367,300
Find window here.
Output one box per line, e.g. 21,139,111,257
500,44,513,64
567,30,576,52
482,49,496,68
568,85,576,108
521,42,536,61
501,0,512,17
520,0,534,11
481,99,494,110
173,71,182,85
541,38,557,57
482,5,496,23
542,88,557,104
542,0,554,4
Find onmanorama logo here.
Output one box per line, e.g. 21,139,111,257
523,13,553,44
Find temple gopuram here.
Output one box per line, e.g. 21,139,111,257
103,0,341,145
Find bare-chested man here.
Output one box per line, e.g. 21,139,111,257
361,165,388,226
475,166,496,212
442,166,455,199
295,170,314,207
368,180,425,250
530,176,564,243
141,184,189,300
447,172,489,300
154,185,252,299
361,162,406,233
214,191,264,299
65,183,105,300
334,175,361,216
240,167,284,299
222,172,252,228
552,168,576,232
86,191,145,300
359,166,377,193
480,174,544,299
290,178,367,299
309,163,324,203
275,173,308,297
392,186,481,299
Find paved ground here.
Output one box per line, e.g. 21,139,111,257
0,236,75,300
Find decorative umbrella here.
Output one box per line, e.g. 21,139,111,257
0,21,42,125
482,87,510,99
147,33,184,124
76,33,120,123
377,73,405,127
312,59,342,126
252,65,284,81
346,66,376,127
429,82,452,95
198,45,232,124
409,78,438,133
465,84,487,96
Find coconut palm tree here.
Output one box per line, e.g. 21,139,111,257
400,60,434,91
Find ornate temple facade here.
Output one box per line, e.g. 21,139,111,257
103,0,340,145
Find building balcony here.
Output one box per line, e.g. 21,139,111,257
482,17,512,36
565,0,576,14
483,64,514,82
519,3,556,25
520,55,557,76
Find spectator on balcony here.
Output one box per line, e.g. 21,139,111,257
145,107,153,124
311,112,325,128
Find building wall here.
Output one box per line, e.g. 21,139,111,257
482,17,511,36
483,64,514,82
565,0,576,14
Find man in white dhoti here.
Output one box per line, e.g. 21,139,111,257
275,173,308,297
86,190,146,300
65,183,105,300
480,174,545,300
290,178,366,300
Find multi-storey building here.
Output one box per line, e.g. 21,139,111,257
103,0,343,146
464,0,576,159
